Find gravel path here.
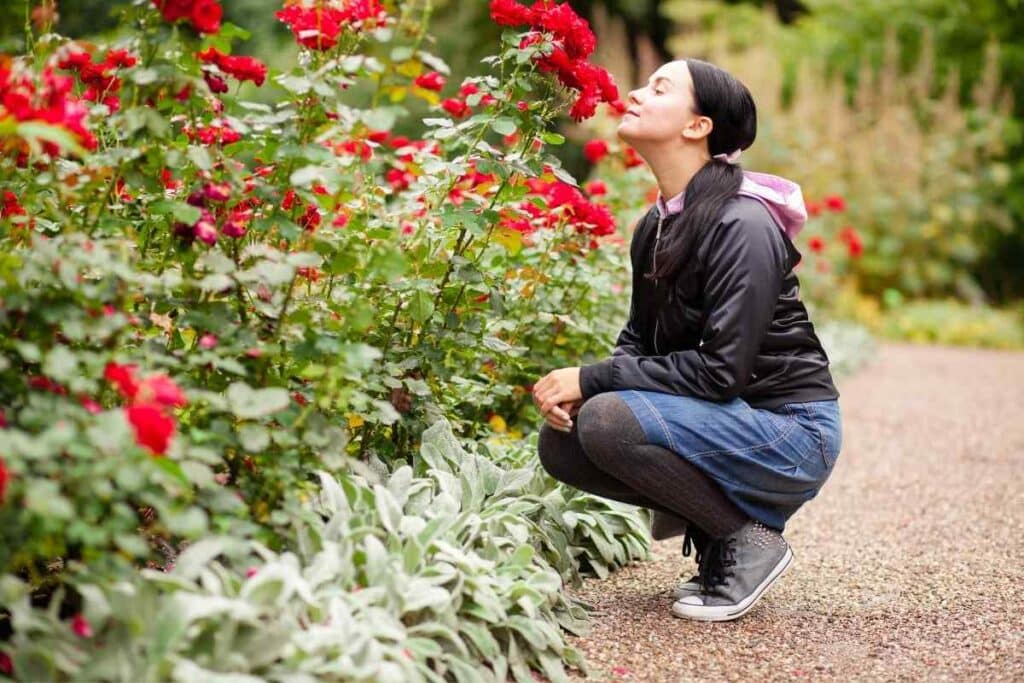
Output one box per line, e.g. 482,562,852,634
561,342,1024,681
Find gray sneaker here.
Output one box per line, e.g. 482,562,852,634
671,524,710,600
670,519,793,622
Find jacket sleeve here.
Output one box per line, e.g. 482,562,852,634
579,206,788,401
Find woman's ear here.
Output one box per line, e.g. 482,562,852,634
681,114,713,142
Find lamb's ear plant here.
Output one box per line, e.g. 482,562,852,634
0,1,655,678
3,418,650,682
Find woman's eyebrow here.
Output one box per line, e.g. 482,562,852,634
648,75,673,88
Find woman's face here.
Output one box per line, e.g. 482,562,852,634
618,60,707,146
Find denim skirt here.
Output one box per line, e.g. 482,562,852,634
614,390,843,532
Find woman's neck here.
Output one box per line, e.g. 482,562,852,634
634,143,708,200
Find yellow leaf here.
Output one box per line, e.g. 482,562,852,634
348,413,365,429
493,226,523,255
388,85,409,103
395,60,422,78
410,85,438,105
488,414,507,433
554,334,568,346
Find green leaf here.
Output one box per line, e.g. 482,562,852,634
226,383,291,419
406,290,435,323
16,121,86,156
170,202,202,225
539,130,565,145
42,346,77,383
237,423,270,452
490,117,518,136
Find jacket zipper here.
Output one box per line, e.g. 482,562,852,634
652,213,664,355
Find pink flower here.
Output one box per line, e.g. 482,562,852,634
71,613,93,638
198,334,218,349
202,182,231,202
193,218,218,245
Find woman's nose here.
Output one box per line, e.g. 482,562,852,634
628,88,642,106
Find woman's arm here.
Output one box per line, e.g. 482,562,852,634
578,202,788,401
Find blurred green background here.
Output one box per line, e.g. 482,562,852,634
2,0,1022,346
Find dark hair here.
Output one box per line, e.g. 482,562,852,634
644,58,757,302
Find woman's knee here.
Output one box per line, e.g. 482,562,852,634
576,393,644,466
536,423,583,484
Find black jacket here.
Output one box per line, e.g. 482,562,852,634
579,195,840,411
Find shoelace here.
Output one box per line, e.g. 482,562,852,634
698,536,737,595
681,526,704,567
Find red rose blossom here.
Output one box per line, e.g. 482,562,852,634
126,404,175,456
152,0,222,34
824,194,846,212
582,138,609,163
414,71,446,91
441,98,469,118
71,613,93,638
0,456,9,504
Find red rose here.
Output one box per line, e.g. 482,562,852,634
532,1,596,59
135,374,188,409
441,98,469,118
584,179,607,196
623,146,644,168
216,54,267,86
824,194,846,212
0,456,9,504
104,362,140,399
489,0,534,26
126,404,175,456
414,71,446,92
569,86,600,122
190,0,222,34
275,5,345,50
808,235,825,254
582,139,609,163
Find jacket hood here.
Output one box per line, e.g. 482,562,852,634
737,170,808,241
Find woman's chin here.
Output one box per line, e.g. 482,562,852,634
615,119,639,142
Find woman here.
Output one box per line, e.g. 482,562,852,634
533,58,842,622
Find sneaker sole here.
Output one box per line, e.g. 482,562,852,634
669,545,793,622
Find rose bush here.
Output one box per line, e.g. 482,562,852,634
0,0,652,679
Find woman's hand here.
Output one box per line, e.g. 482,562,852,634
543,399,582,432
533,367,583,431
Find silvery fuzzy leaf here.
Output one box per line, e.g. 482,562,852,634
315,471,352,519
386,465,413,507
373,485,403,535
172,593,260,625
172,659,265,683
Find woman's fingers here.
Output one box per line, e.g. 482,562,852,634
546,405,573,432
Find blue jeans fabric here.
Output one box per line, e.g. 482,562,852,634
613,390,842,532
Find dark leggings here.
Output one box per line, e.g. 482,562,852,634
537,392,749,539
